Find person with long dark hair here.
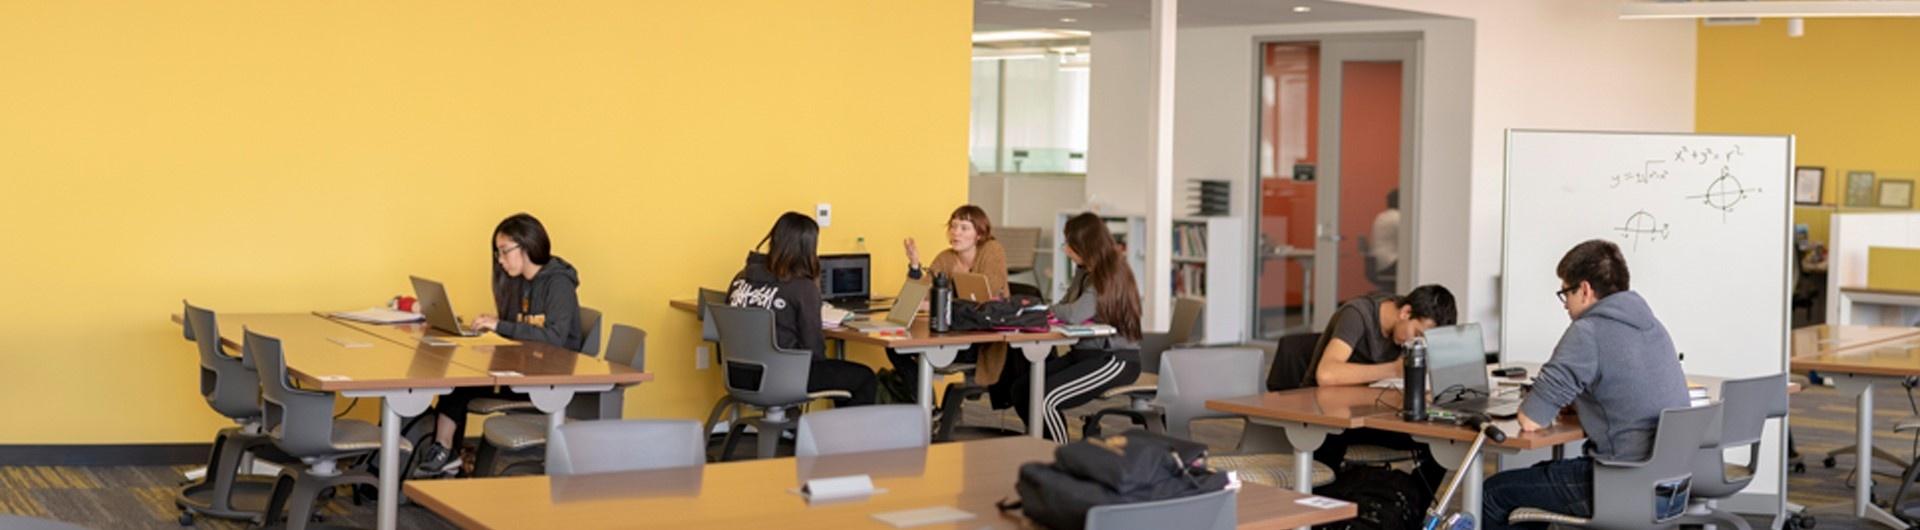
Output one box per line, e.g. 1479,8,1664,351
727,212,878,406
419,212,584,475
1009,212,1142,443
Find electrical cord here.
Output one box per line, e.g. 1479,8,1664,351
334,398,359,419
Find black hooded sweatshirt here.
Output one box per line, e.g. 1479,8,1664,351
727,252,826,358
492,257,584,352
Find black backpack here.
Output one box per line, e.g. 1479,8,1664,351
950,294,1051,332
1001,431,1230,530
1312,466,1430,530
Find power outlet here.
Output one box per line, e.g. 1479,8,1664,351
695,345,710,370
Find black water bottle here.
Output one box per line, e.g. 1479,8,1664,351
930,273,953,333
1402,338,1427,421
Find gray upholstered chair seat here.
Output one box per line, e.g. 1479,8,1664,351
1207,454,1336,489
1100,384,1157,400
1509,507,1591,526
483,414,549,451
1343,444,1420,465
469,398,539,414
271,419,407,454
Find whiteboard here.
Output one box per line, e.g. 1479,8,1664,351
1502,130,1792,504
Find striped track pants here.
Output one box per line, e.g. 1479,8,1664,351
1013,348,1141,444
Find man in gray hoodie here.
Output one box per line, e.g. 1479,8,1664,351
1480,239,1691,529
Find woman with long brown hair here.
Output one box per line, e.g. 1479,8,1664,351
1010,212,1142,443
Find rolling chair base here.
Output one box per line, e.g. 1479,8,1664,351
1081,408,1164,439
176,476,277,524
175,427,294,524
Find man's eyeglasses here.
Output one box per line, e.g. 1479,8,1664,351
1555,285,1579,303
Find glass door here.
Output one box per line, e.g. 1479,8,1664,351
1252,42,1319,339
1312,39,1415,328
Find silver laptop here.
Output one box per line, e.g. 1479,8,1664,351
409,276,482,337
1424,323,1520,418
846,281,931,333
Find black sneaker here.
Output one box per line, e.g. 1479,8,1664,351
414,442,463,476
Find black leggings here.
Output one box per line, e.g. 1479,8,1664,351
1010,348,1141,443
434,387,529,446
809,359,878,407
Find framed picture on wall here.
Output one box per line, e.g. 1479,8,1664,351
1847,171,1877,207
1879,179,1915,209
1795,166,1825,205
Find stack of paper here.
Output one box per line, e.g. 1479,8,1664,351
329,308,425,324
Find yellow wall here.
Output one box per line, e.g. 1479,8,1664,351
0,2,970,444
1699,18,1920,244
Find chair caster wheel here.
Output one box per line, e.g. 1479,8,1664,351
1793,462,1807,473
1824,455,1838,468
177,512,195,526
1791,514,1814,529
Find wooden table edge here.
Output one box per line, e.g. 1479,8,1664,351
403,481,489,530
1203,399,1369,430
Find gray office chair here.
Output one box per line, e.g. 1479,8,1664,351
468,306,606,416
249,329,398,530
1154,346,1335,490
696,289,742,440
0,516,90,530
1672,374,1789,530
1084,488,1236,530
1508,403,1723,530
546,419,705,476
795,404,929,457
175,302,280,525
710,305,851,460
474,323,647,477
1081,297,1203,437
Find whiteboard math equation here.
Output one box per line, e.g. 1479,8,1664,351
1613,210,1672,251
1610,160,1670,188
1673,145,1743,166
1684,165,1763,221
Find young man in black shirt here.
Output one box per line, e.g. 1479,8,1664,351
1307,285,1458,487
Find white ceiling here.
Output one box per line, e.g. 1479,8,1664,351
975,0,1443,32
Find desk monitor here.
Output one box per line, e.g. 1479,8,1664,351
819,253,871,303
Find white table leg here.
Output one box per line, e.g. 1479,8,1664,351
1012,340,1074,439
342,388,446,530
1834,374,1909,528
514,383,617,444
897,345,967,423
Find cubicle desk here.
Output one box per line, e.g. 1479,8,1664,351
1837,286,1920,327
669,298,1087,440
404,436,1355,530
1791,334,1920,528
171,312,651,530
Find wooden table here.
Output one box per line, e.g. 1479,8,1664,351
1206,365,1738,529
173,312,651,530
1791,324,1920,359
1791,334,1920,528
405,436,1356,529
671,299,1087,439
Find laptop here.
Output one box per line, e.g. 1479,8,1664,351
953,272,993,303
819,253,873,310
846,281,930,333
409,276,483,337
1423,323,1520,418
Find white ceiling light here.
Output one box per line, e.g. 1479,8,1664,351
1621,1,1920,19
971,29,1093,43
1293,6,1313,13
1060,17,1077,23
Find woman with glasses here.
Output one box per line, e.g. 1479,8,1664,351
419,212,584,476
